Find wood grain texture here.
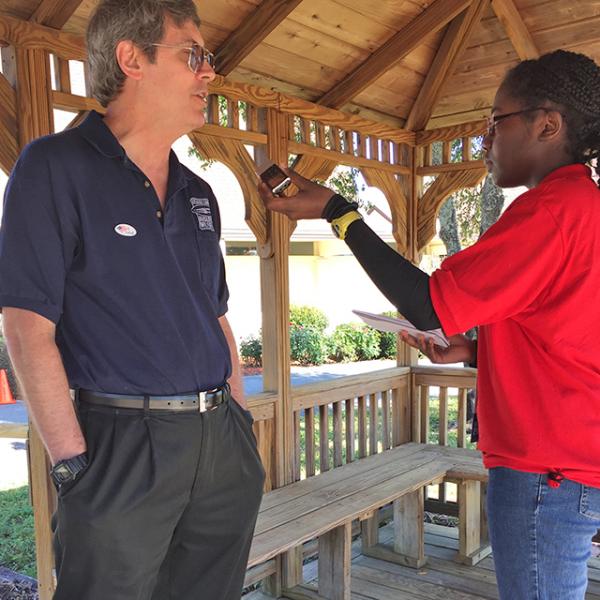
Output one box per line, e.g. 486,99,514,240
491,0,540,60
29,0,84,30
317,0,471,109
406,0,490,131
215,0,304,75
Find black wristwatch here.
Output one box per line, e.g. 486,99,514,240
50,452,89,487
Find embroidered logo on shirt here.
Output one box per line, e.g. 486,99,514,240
114,223,137,237
190,197,215,232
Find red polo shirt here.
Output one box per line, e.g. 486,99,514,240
430,164,600,488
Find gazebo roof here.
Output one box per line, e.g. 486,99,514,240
1,0,599,131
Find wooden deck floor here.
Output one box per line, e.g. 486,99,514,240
248,522,600,599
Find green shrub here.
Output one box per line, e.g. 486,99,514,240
240,333,262,367
377,311,398,359
329,323,380,362
290,325,327,365
289,305,328,333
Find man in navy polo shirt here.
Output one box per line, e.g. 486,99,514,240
0,1,264,598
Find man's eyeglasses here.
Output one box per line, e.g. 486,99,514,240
486,107,551,136
150,42,215,73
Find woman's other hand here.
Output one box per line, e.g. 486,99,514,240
258,166,335,220
400,331,476,365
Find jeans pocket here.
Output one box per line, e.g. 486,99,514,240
579,485,600,521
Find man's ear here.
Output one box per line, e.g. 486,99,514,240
539,109,565,142
115,40,144,81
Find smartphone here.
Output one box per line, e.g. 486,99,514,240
260,164,292,195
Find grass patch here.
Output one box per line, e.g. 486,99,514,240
0,486,36,578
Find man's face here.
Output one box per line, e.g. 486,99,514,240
142,16,215,133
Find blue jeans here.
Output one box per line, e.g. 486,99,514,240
487,467,600,600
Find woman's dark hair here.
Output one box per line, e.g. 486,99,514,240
502,49,600,186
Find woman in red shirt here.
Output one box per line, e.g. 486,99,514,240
259,50,600,599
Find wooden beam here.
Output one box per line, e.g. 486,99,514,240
30,0,84,30
0,14,86,60
417,159,485,176
317,0,471,109
416,119,487,145
405,0,489,132
215,0,304,75
491,0,539,60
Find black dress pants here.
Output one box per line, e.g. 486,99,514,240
52,398,265,600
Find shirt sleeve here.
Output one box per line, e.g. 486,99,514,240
0,142,79,323
429,190,564,336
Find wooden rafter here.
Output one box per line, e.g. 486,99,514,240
317,0,471,110
215,0,304,75
491,0,539,60
417,167,486,251
405,0,489,132
30,0,84,30
0,72,18,173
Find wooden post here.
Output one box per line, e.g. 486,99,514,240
258,107,295,595
456,479,492,565
14,46,56,600
318,522,352,600
393,487,426,568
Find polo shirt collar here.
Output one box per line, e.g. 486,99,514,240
78,110,125,159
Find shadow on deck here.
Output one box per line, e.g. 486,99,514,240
247,522,600,600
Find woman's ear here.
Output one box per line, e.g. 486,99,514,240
114,40,144,81
539,109,566,142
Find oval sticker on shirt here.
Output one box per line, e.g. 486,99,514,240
114,224,137,237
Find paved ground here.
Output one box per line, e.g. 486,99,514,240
0,360,399,490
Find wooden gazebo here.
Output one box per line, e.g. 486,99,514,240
1,1,599,598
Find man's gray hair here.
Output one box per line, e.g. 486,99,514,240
87,0,201,107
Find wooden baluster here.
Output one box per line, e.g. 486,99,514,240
462,137,472,161
319,404,329,473
369,393,378,456
302,118,311,145
316,123,326,148
412,384,422,443
423,144,432,167
442,140,451,164
333,401,343,467
359,133,367,158
53,56,70,93
382,139,390,164
369,136,378,161
344,130,354,155
358,395,367,458
345,398,355,463
305,406,315,477
227,98,239,129
381,389,390,450
391,386,402,447
439,387,448,447
294,410,301,481
288,114,296,142
420,385,430,443
458,388,468,448
207,95,219,125
331,126,342,152
247,103,259,132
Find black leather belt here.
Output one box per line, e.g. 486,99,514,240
78,385,230,412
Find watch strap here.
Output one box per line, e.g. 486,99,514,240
331,211,363,240
50,452,88,486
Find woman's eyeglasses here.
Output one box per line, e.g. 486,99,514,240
486,107,551,136
150,42,215,73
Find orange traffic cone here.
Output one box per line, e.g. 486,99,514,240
0,369,15,404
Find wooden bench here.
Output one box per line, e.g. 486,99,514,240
247,442,488,600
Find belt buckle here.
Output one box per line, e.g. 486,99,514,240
198,391,207,412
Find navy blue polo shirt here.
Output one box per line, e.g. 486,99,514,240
0,111,231,394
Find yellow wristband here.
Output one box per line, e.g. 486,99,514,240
331,211,363,240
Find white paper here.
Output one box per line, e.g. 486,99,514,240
352,309,449,348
